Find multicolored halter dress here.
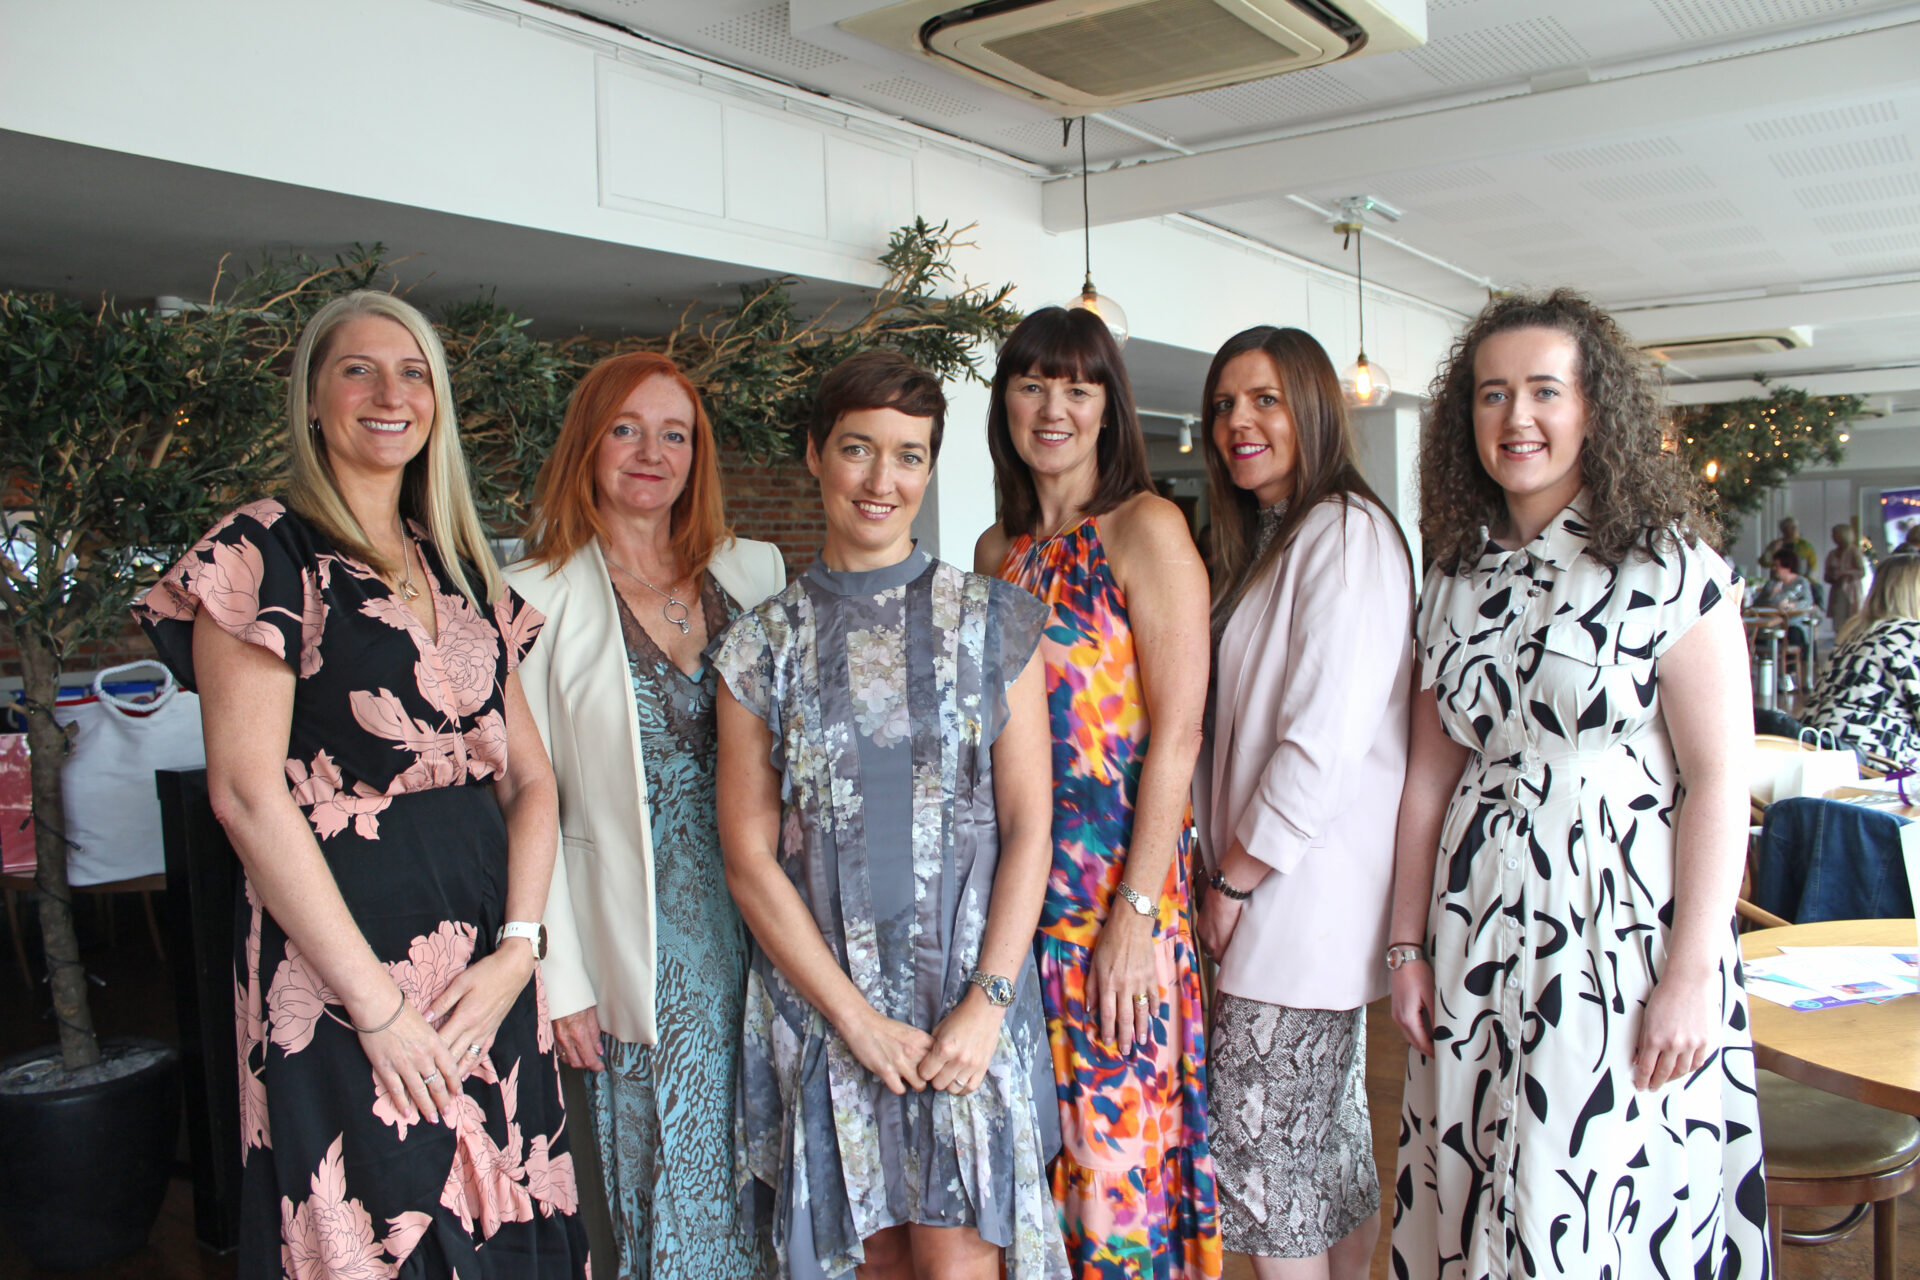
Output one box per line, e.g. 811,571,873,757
1000,516,1222,1280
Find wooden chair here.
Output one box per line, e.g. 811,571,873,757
1759,1069,1920,1280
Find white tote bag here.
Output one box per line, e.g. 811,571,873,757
54,660,206,885
1749,728,1862,806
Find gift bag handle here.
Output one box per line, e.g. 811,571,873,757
1797,726,1840,753
91,660,178,716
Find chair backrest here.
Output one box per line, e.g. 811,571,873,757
1753,796,1915,923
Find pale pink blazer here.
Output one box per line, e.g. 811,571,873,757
1193,495,1413,1011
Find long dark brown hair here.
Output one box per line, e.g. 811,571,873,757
1202,326,1406,637
987,307,1153,537
1420,288,1715,574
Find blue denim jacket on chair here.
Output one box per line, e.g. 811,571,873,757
1753,796,1915,923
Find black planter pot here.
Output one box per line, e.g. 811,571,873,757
0,1036,182,1270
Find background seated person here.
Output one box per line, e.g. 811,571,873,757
1802,553,1920,766
1750,548,1819,668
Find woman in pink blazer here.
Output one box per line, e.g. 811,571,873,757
1192,326,1413,1280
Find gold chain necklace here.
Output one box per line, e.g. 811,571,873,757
603,545,692,636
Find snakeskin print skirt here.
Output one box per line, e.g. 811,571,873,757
1209,998,1379,1259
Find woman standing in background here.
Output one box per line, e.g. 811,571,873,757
977,307,1222,1279
508,351,784,1278
1194,326,1410,1280
1824,522,1865,629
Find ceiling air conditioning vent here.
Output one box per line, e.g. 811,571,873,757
827,0,1426,111
1641,328,1812,364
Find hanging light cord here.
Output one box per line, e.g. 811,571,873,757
1355,225,1366,357
1080,119,1092,286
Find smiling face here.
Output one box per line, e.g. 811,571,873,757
1210,349,1300,508
807,407,933,571
310,315,436,484
1472,326,1589,531
1003,367,1107,490
592,375,696,525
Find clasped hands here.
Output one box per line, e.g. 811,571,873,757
355,938,537,1127
844,985,1009,1097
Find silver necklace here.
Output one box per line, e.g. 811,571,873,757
604,546,692,635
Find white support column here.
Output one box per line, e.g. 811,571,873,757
1351,400,1424,575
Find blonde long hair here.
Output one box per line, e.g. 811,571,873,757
286,291,502,606
1838,553,1920,646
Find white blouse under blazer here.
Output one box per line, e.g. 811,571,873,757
1193,496,1414,1011
507,536,786,1044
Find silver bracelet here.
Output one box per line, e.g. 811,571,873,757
351,991,407,1035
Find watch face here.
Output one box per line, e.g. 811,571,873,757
972,973,1014,1006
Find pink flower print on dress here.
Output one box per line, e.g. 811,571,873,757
388,920,478,1016
237,879,270,1157
462,711,509,783
493,593,543,673
286,750,392,840
349,689,466,790
439,1062,535,1238
267,939,339,1056
297,562,331,678
279,1134,431,1280
201,498,288,542
534,967,554,1055
195,538,304,659
523,1133,579,1217
418,589,498,721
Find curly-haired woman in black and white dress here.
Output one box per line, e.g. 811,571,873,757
1803,553,1920,766
1386,289,1768,1279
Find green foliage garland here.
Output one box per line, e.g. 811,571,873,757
1670,386,1860,521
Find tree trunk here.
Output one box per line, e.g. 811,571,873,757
17,632,99,1070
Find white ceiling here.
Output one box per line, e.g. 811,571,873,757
552,0,1920,403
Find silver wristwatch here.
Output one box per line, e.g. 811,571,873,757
966,970,1015,1007
1114,881,1157,917
1385,943,1424,971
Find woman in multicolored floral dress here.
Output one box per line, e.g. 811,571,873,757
715,351,1067,1279
136,292,587,1278
976,308,1222,1279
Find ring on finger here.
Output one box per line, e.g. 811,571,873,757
423,1070,441,1085
1131,993,1150,1007
467,1043,483,1057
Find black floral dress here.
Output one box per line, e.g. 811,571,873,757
136,499,588,1279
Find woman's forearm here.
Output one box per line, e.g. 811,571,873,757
496,770,560,931
1662,767,1747,981
1390,693,1470,945
1122,719,1204,899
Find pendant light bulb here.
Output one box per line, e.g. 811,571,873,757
1067,279,1129,347
1177,417,1193,454
1342,353,1391,407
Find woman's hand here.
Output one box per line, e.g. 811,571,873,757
1197,888,1243,961
357,994,461,1126
1390,959,1436,1059
554,1005,606,1072
918,989,1006,1095
1087,903,1158,1048
842,1005,935,1096
1633,969,1717,1091
432,939,537,1080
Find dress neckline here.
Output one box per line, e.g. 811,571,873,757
804,545,931,597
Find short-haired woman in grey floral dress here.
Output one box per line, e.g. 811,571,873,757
714,351,1069,1280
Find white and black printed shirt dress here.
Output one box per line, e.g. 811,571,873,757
1391,498,1769,1280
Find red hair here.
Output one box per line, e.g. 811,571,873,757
522,352,731,576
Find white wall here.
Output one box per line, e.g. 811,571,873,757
0,0,1463,556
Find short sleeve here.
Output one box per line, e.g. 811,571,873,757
131,499,313,692
1651,531,1736,659
710,602,787,774
982,577,1050,743
490,586,545,674
1413,567,1463,692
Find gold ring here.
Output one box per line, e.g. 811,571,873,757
1132,994,1150,1006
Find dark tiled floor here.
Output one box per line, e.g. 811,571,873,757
5,893,1914,1279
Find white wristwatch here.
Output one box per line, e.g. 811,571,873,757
498,921,548,961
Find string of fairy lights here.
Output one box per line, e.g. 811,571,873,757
1669,387,1861,520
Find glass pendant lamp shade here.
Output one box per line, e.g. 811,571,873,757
1067,279,1129,347
1341,352,1391,407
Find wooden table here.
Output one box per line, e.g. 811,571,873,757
1742,919,1920,1115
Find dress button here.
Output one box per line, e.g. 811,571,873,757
1504,857,1519,870
1506,974,1521,990
1501,1098,1513,1113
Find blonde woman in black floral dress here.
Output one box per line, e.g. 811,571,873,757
1386,291,1768,1279
136,292,587,1278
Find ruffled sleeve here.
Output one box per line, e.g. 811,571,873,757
131,499,315,691
1651,530,1735,659
982,577,1050,743
490,586,546,674
711,595,791,775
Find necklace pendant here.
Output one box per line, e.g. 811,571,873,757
400,580,420,602
663,598,692,635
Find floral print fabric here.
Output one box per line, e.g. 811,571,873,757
998,519,1223,1280
711,549,1066,1280
1391,500,1769,1280
136,500,588,1279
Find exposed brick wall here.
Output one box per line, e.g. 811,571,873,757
1,620,157,691
719,452,825,580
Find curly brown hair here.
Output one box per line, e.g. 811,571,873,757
1419,288,1716,573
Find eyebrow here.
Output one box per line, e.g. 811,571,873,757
335,352,429,365
1475,373,1566,389
838,431,929,451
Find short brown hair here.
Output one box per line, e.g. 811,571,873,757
810,350,947,458
987,307,1153,538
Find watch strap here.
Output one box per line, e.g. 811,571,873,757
498,921,547,961
1114,881,1157,917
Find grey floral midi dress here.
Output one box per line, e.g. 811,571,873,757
1391,499,1770,1279
712,548,1068,1280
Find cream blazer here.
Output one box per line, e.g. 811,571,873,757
506,536,786,1044
1192,497,1413,1011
